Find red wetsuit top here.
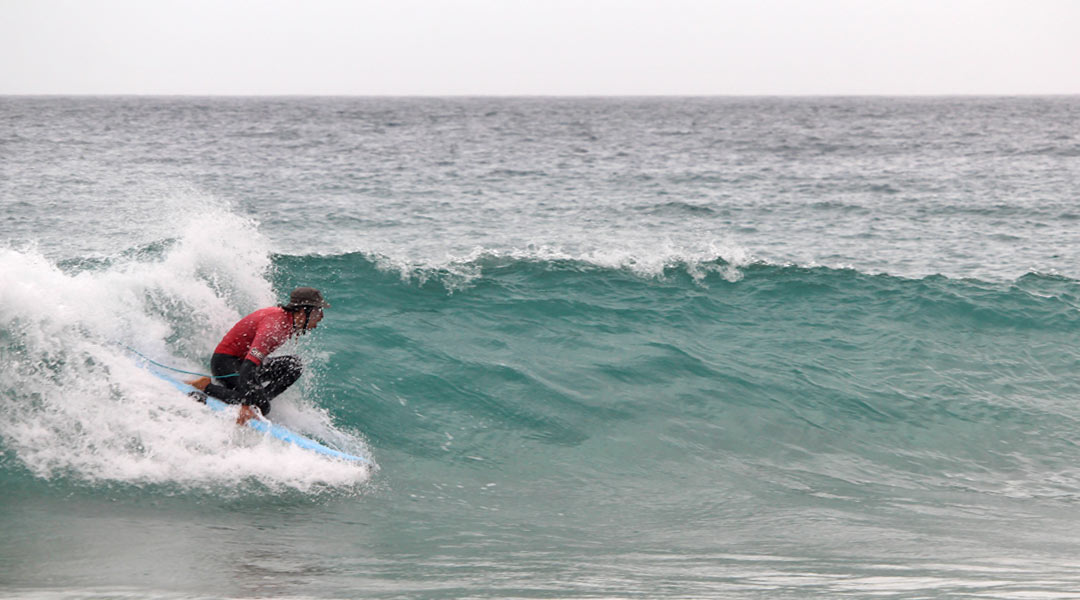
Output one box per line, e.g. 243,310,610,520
213,307,294,365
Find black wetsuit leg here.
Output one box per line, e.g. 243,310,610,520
205,353,243,402
257,356,303,402
204,353,302,417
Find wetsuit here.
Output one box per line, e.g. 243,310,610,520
204,306,302,416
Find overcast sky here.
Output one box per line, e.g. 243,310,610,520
2,0,1077,95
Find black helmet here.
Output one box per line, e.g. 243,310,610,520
284,287,330,310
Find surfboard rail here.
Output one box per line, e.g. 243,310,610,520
146,366,370,464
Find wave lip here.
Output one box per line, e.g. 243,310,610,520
277,240,758,294
0,202,372,494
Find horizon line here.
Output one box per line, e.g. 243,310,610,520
3,92,1079,99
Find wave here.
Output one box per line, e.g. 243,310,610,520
279,242,757,293
292,252,1080,494
0,210,372,495
5,210,1080,502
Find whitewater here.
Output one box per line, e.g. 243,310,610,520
2,96,1080,598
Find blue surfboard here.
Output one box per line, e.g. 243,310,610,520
149,368,370,464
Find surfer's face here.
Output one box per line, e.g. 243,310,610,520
294,307,324,330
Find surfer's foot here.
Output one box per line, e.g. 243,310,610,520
236,404,259,425
187,376,211,391
188,390,208,404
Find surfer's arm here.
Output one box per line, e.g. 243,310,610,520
245,316,290,365
236,358,259,386
236,359,270,409
233,359,265,425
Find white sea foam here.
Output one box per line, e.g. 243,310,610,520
0,195,372,492
363,236,756,291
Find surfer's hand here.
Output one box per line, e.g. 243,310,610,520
236,404,260,425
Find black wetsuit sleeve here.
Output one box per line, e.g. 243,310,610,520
237,359,271,413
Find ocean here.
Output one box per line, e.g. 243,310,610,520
2,96,1080,598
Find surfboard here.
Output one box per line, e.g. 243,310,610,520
149,368,370,464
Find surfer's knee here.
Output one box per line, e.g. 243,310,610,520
286,354,303,374
278,355,303,383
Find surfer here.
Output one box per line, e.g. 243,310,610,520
188,287,330,424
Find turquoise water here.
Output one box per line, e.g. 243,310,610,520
3,97,1080,598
